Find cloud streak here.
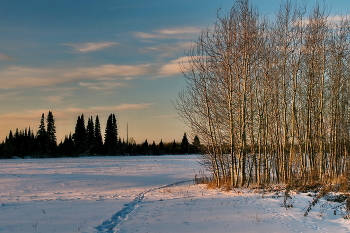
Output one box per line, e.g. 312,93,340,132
79,81,127,90
0,58,187,89
63,42,119,52
0,91,20,100
142,42,193,57
156,57,189,77
0,64,148,89
90,103,154,111
0,53,15,61
46,93,71,103
134,26,201,40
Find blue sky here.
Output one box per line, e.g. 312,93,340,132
0,0,349,143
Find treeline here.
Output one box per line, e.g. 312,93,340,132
176,0,350,187
0,112,201,159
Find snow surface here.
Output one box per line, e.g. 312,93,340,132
0,155,349,233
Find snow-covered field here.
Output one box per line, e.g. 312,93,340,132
1,155,349,233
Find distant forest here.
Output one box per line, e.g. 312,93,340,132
0,111,201,159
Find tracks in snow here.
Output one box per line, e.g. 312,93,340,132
95,179,193,233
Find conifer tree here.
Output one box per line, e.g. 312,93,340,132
73,114,86,154
58,133,75,156
104,114,118,154
8,130,13,142
141,139,149,154
158,139,164,154
171,140,178,154
94,115,103,154
180,133,190,154
37,113,48,153
192,135,201,153
86,116,95,154
151,140,158,155
46,111,57,154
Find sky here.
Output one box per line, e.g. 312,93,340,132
0,0,349,144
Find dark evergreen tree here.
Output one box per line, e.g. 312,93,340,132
73,114,86,154
180,133,190,154
141,139,149,154
191,135,201,153
104,114,118,154
58,133,75,156
46,111,57,154
112,114,117,146
2,130,15,158
158,139,164,154
151,140,158,155
171,140,178,154
37,113,48,153
93,115,104,154
86,116,95,154
8,130,13,142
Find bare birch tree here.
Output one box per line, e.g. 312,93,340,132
176,0,350,188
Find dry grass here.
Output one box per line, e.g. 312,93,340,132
195,173,350,196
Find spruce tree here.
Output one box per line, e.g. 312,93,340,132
73,114,86,154
37,113,48,153
8,130,13,142
159,139,164,154
192,135,201,153
151,140,157,155
86,116,95,154
112,114,118,147
58,133,75,156
171,140,178,154
94,115,103,154
180,133,190,154
104,114,118,154
46,111,57,154
141,139,149,154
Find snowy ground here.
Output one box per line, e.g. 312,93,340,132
1,155,349,233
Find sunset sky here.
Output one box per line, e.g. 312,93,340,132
0,0,349,143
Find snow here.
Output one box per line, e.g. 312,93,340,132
1,155,349,233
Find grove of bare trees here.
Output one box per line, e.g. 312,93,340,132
176,0,350,187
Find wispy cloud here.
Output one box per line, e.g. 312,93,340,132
0,64,150,89
157,57,189,77
0,53,15,61
63,42,119,52
153,114,178,118
67,64,151,78
79,81,127,90
91,103,154,111
142,42,193,57
157,27,201,35
46,93,71,103
0,58,188,89
0,66,67,89
134,26,201,40
0,91,20,100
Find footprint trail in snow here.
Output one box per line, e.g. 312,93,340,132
95,179,192,233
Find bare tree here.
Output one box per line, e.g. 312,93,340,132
176,0,350,188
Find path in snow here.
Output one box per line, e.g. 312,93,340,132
95,179,193,233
